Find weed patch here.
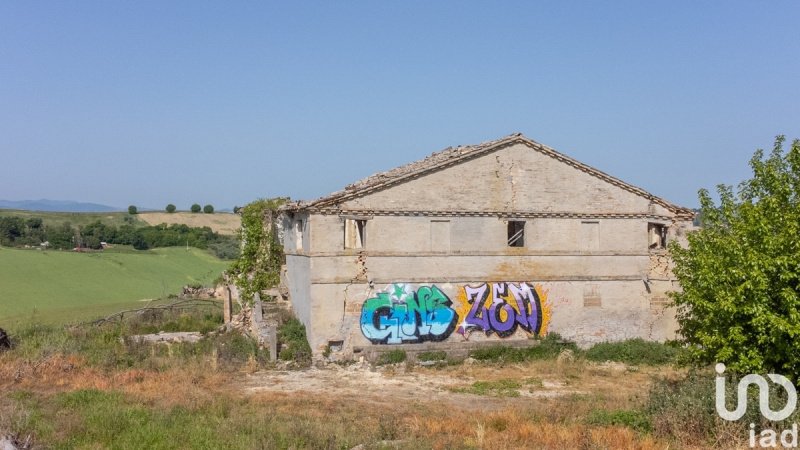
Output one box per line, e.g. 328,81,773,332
376,349,407,365
585,339,680,365
449,378,542,397
417,350,447,362
469,333,577,362
587,409,652,432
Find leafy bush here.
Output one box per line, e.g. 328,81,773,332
376,349,406,365
203,204,214,214
165,204,176,213
127,205,137,215
584,338,681,365
208,239,240,259
191,204,201,213
670,136,800,377
278,318,311,366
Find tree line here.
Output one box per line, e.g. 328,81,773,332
0,217,239,259
128,204,215,214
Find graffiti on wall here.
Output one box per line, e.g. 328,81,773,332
360,283,457,344
455,282,551,339
360,282,551,344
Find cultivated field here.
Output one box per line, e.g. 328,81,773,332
0,209,143,228
0,246,229,325
138,212,241,235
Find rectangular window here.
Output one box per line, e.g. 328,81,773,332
507,220,525,247
295,219,304,251
430,220,450,252
344,219,367,249
648,223,667,250
581,221,599,251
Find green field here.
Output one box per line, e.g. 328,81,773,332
0,246,229,326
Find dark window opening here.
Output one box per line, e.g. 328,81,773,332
507,220,525,247
295,220,303,251
345,219,367,249
648,223,667,249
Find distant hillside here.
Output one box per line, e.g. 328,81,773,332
0,199,121,212
0,209,241,235
0,247,229,324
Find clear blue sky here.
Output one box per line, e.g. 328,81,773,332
1,1,798,210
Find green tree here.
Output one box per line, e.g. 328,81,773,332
190,204,201,213
670,136,800,377
166,204,176,213
203,204,214,214
128,205,138,215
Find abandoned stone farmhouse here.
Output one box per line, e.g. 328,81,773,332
280,133,695,358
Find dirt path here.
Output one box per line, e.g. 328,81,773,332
240,361,591,410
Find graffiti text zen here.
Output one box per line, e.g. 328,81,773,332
360,283,457,344
458,282,545,338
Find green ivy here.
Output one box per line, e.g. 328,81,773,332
226,198,287,304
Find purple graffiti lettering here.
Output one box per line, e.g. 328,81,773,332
488,301,516,335
459,282,545,339
463,284,490,331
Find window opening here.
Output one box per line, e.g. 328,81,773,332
648,223,667,249
345,219,367,249
507,220,525,247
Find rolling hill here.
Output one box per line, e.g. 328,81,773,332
0,247,230,325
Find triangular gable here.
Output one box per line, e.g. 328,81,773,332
287,133,692,218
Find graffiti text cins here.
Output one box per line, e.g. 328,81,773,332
360,283,457,344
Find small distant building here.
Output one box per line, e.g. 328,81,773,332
281,134,694,358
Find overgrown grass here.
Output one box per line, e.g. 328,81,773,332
469,333,578,362
7,307,267,371
376,349,407,365
3,388,425,450
585,338,682,365
417,350,447,362
469,336,682,367
587,409,652,433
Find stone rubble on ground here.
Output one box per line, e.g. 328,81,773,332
127,332,203,344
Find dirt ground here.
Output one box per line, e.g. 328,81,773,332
237,359,681,448
241,358,675,420
138,212,241,235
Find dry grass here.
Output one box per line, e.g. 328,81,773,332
138,211,241,235
0,353,227,408
0,351,682,449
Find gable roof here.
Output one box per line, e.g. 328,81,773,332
285,133,694,218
